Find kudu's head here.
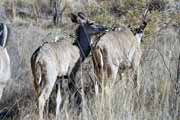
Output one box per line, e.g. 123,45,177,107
135,7,151,44
70,12,107,59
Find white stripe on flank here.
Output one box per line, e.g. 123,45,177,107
99,49,104,68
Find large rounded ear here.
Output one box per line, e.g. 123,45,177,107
70,13,78,23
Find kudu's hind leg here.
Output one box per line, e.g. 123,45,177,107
38,66,57,120
0,83,6,99
55,81,62,120
95,81,99,96
92,47,104,96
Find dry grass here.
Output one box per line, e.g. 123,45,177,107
0,0,180,120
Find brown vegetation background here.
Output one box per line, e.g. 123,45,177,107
0,0,180,120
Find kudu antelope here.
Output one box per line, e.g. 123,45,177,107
0,23,10,100
31,12,107,120
92,8,150,95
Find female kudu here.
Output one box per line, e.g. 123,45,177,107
0,23,10,100
31,13,107,120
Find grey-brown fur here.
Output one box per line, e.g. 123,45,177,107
31,12,107,120
31,41,80,120
92,27,142,83
31,41,80,95
0,47,11,99
92,10,149,95
0,23,10,100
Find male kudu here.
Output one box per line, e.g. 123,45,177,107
92,8,150,95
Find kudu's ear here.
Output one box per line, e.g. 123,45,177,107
70,13,78,23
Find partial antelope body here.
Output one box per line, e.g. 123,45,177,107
92,27,141,83
31,12,107,120
92,9,150,95
0,23,10,100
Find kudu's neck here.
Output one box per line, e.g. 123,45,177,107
135,21,147,46
75,26,91,60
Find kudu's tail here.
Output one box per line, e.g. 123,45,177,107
0,23,8,48
31,47,42,96
92,46,104,81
